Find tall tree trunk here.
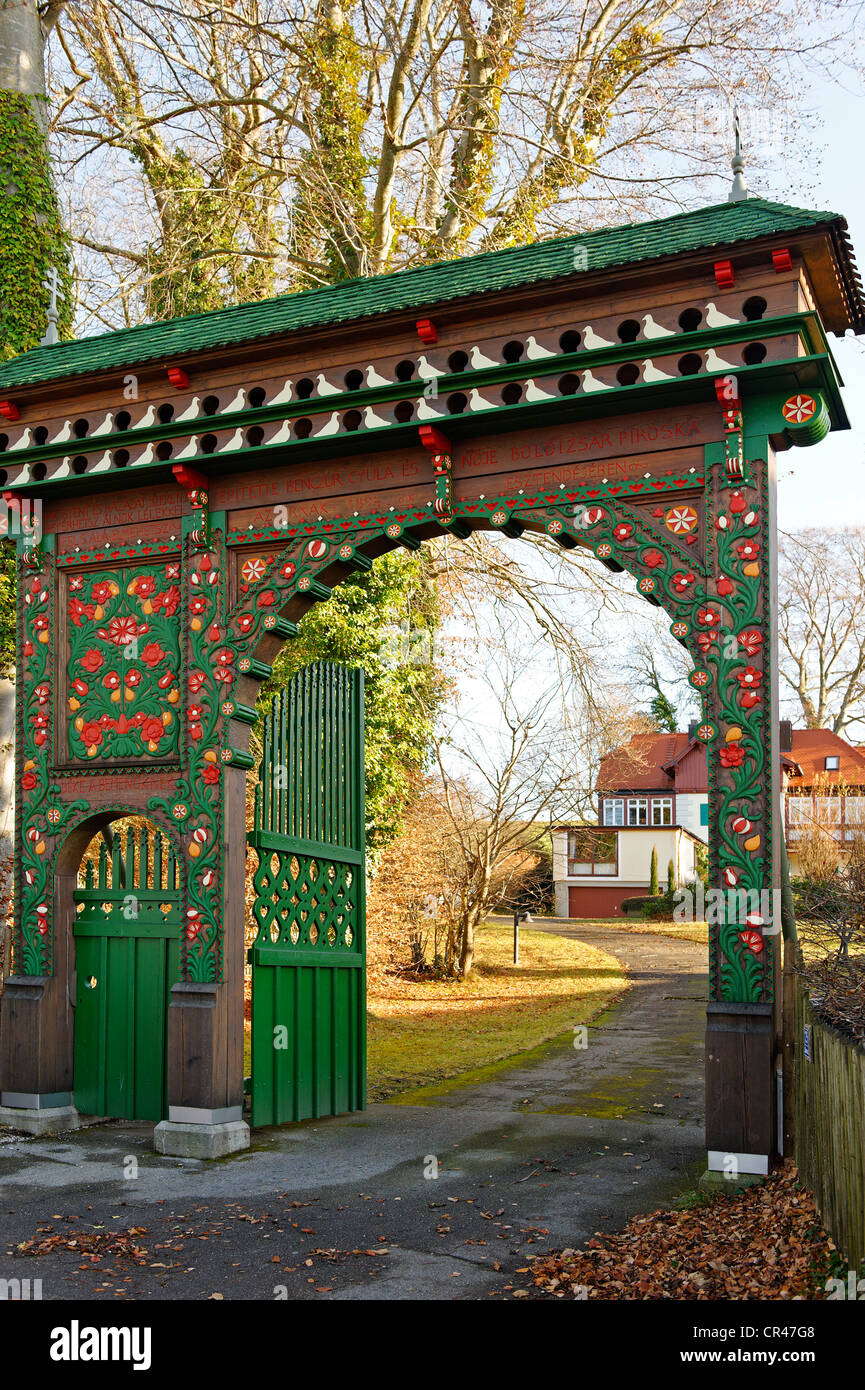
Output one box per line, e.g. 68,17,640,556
0,0,45,99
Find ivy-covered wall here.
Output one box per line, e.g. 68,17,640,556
0,89,72,674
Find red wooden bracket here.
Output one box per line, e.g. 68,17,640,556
713,260,735,290
772,247,792,273
0,401,20,422
714,377,741,409
418,424,451,453
167,366,190,390
172,463,208,491
416,318,438,345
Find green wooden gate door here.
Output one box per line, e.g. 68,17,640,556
249,663,366,1126
73,826,182,1122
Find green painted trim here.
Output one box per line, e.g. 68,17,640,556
0,311,831,468
248,827,364,866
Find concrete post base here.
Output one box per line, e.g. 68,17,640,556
698,1167,768,1195
154,1119,250,1160
0,1104,82,1136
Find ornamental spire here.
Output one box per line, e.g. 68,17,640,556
728,106,749,203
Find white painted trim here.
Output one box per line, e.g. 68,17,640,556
707,1150,769,1176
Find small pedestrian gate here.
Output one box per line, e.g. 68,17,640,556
73,826,183,1121
248,663,366,1126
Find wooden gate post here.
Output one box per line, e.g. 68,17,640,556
702,392,783,1176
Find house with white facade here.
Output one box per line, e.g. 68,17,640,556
552,723,865,918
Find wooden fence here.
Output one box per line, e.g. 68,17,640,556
792,960,865,1272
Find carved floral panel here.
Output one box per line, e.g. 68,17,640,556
65,562,182,762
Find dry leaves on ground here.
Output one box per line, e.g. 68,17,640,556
518,1164,833,1300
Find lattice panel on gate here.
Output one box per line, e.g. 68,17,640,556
248,663,366,1125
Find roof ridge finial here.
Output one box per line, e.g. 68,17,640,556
728,105,749,203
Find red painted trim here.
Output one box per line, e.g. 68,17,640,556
172,463,208,491
418,424,451,453
713,259,735,289
416,318,438,344
167,367,190,390
0,400,20,422
772,248,793,273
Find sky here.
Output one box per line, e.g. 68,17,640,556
774,71,865,531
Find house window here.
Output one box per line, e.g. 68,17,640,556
627,797,648,826
603,798,624,826
825,755,840,771
786,795,811,840
845,797,865,839
816,795,841,827
568,829,617,876
651,797,673,826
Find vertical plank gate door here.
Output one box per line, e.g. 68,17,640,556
248,663,366,1126
73,826,183,1121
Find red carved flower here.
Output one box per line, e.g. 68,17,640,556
202,763,221,785
102,670,120,690
279,562,296,581
736,539,761,560
82,721,103,747
141,716,164,745
21,770,37,791
188,704,205,723
153,585,181,617
140,641,166,668
33,683,50,704
107,615,140,646
134,576,156,598
736,665,762,689
696,630,718,654
740,690,761,709
257,589,276,608
213,664,233,684
697,607,721,628
671,571,695,594
72,678,89,697
189,670,207,694
91,580,114,604
80,648,104,674
719,745,745,768
69,598,96,627
738,629,763,657
126,669,142,687
613,523,633,541
190,594,207,615
642,549,665,570
738,928,763,954
716,575,735,597
214,648,234,666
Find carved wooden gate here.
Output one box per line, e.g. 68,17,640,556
248,664,366,1126
73,825,183,1122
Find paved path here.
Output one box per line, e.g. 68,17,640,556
0,922,708,1300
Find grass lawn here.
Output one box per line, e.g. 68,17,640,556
366,922,626,1102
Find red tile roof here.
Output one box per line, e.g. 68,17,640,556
783,729,865,787
598,728,865,792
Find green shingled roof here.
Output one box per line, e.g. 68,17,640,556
0,198,855,391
